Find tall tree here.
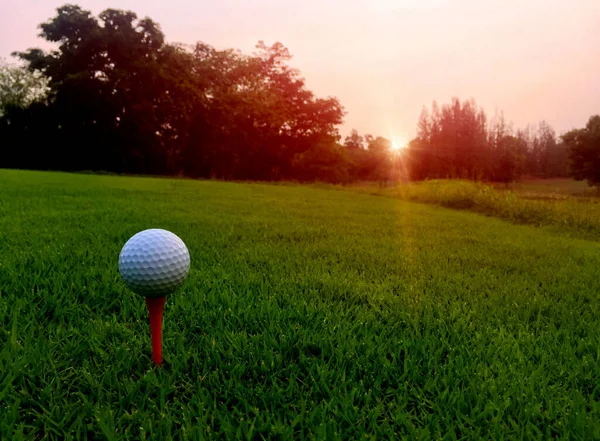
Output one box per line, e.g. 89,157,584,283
407,98,565,183
416,106,430,142
410,98,490,180
537,121,557,178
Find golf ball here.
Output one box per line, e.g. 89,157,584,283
118,229,190,297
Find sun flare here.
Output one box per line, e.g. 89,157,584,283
391,136,407,151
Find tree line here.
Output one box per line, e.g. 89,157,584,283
404,99,568,183
1,4,598,186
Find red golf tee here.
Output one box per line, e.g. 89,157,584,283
145,296,166,365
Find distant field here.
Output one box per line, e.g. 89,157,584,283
504,177,597,198
1,169,599,440
344,178,600,241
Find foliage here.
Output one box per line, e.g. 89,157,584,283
410,98,489,180
344,137,398,182
0,60,49,117
563,115,600,186
291,141,350,183
343,129,364,149
7,5,204,174
0,4,585,184
405,99,567,183
0,4,345,180
181,41,345,180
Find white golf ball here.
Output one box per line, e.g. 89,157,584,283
118,229,190,297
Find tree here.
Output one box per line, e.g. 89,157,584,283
0,60,48,116
364,136,394,182
494,135,527,185
12,4,203,173
3,4,349,180
537,121,557,178
563,115,600,186
344,129,364,149
416,106,430,142
182,40,345,180
406,97,567,183
292,141,349,183
408,98,490,180
366,136,391,151
521,121,565,178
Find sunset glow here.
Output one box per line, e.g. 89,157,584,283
1,0,599,140
391,137,407,151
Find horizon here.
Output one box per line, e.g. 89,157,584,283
1,0,598,140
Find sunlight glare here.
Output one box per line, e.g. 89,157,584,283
391,136,407,151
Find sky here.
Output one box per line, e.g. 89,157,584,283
1,0,599,144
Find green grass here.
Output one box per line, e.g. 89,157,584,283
343,179,600,241
1,169,599,440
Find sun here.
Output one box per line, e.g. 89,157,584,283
391,136,407,151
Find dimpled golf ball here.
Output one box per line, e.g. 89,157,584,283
119,229,190,297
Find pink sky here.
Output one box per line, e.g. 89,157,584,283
2,0,599,143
